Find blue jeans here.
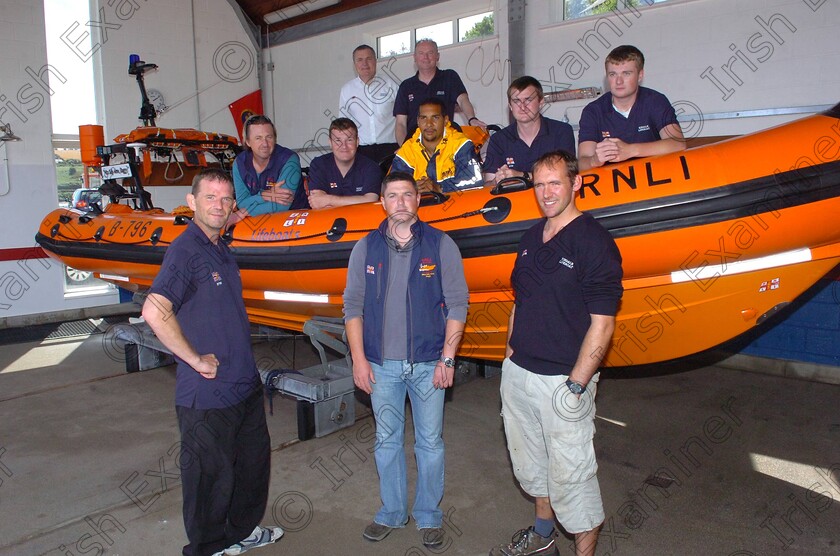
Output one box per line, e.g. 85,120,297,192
370,359,445,529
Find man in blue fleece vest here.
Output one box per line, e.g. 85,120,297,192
228,115,302,225
343,171,469,549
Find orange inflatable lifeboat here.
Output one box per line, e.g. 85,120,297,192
37,104,840,366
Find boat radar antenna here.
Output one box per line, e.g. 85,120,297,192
128,54,159,127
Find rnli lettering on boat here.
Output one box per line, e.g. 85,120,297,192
579,155,692,199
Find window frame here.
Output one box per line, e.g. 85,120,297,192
375,10,497,60
549,0,676,25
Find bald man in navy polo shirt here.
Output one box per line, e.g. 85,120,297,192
578,45,685,171
308,118,383,209
394,39,486,144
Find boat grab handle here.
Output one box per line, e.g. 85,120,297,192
419,190,449,207
491,176,533,195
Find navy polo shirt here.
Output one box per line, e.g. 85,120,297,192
308,153,382,197
509,213,623,376
149,221,259,409
394,68,467,138
483,116,576,174
578,86,679,145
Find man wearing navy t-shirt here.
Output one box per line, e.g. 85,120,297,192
308,118,382,209
394,39,486,144
578,45,684,171
143,169,282,556
483,76,576,185
490,151,623,556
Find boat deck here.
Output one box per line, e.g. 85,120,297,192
0,325,838,555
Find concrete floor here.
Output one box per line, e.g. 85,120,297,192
0,327,838,556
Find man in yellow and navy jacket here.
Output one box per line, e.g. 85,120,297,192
390,98,482,193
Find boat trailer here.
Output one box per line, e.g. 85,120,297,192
260,317,356,441
107,316,356,441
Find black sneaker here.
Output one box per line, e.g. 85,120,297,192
422,527,445,548
363,522,396,542
489,527,556,556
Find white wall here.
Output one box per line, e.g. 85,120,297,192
267,0,840,150
527,0,840,137
95,0,259,138
0,0,258,319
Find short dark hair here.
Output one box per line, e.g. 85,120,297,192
507,76,544,102
352,44,376,59
418,97,447,115
382,171,417,196
532,150,579,183
191,168,233,196
243,114,276,142
329,117,358,136
605,45,644,71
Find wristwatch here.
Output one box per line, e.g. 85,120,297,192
566,379,586,395
439,356,455,368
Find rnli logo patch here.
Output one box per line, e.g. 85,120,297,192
601,131,611,139
758,278,780,292
329,182,338,189
559,257,574,269
637,125,650,132
284,211,309,227
408,93,414,102
366,265,375,275
506,157,515,167
418,258,437,278
521,249,528,257
211,271,223,286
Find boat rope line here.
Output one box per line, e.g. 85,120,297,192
226,206,496,245
51,229,159,246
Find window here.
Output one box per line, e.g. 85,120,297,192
559,0,669,22
44,0,98,208
376,11,496,58
378,31,411,57
416,22,453,47
459,12,494,42
44,0,113,295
